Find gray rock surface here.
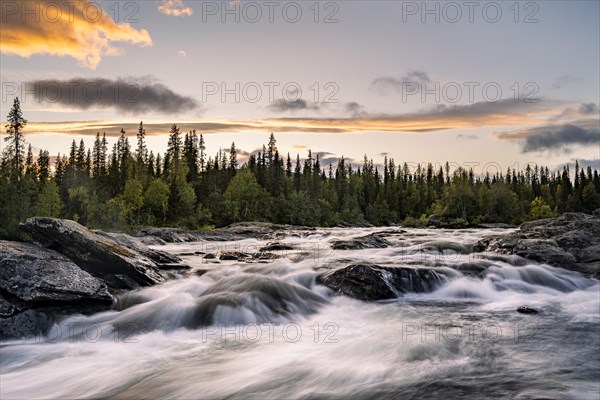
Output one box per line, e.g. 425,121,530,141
0,240,113,306
20,217,165,290
95,230,181,265
475,213,600,277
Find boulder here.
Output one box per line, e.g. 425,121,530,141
95,231,181,265
20,217,165,290
475,213,600,277
0,241,113,307
331,232,392,250
0,309,55,340
317,264,447,301
259,242,296,252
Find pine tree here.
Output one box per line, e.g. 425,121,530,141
3,97,27,180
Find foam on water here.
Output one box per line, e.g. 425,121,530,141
1,226,598,399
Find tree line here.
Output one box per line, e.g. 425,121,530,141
2,97,599,239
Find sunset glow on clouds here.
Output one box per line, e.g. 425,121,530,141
0,0,152,69
0,1,598,168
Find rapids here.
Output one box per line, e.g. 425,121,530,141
1,227,598,399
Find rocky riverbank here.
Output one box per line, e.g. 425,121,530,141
474,212,600,278
0,217,188,340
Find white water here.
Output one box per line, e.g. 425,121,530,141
1,227,599,399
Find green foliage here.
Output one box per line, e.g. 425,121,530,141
144,179,170,221
530,196,556,219
35,180,63,217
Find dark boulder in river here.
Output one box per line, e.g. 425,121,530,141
0,241,113,306
317,264,447,301
0,241,114,340
475,213,600,278
331,231,398,250
20,217,165,290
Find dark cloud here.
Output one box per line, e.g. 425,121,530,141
457,134,478,140
267,99,320,112
370,70,431,95
550,75,583,90
550,102,599,122
496,120,600,153
565,159,600,171
27,77,199,115
579,103,599,115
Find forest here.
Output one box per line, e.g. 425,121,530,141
2,97,600,240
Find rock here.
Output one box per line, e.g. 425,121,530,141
95,231,181,265
0,241,113,307
0,294,20,318
517,306,539,314
475,213,600,277
135,227,202,243
317,264,447,301
578,245,600,263
20,217,165,290
514,239,577,265
218,251,251,261
0,309,54,340
426,215,441,227
331,232,392,250
259,242,296,251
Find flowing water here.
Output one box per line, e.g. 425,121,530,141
1,228,599,399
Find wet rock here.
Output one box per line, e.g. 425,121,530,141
475,213,600,277
20,217,165,290
317,264,447,301
514,239,577,265
331,232,392,250
95,231,182,265
218,251,252,261
0,295,20,318
0,309,55,341
259,242,296,251
135,227,203,243
0,241,113,307
517,306,539,314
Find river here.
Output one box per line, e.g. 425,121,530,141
1,227,599,399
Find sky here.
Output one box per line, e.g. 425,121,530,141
1,0,599,173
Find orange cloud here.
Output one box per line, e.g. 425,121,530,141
158,0,193,17
0,0,152,69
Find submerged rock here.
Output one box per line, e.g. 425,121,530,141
317,264,447,301
475,213,600,277
20,217,165,290
517,306,539,314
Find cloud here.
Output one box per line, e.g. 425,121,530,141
26,97,556,138
495,119,600,153
268,99,320,112
0,0,152,69
370,70,432,95
177,50,187,58
579,102,599,115
158,0,193,16
565,159,600,171
550,75,584,90
550,102,599,122
457,134,478,140
27,77,199,115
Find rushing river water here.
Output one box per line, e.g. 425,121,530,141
1,227,599,399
